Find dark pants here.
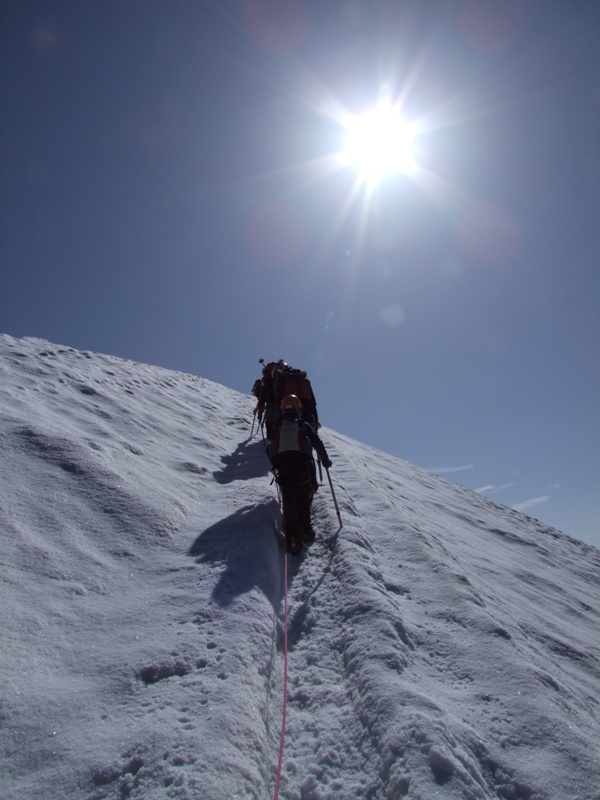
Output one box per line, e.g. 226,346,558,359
264,402,276,439
271,452,313,539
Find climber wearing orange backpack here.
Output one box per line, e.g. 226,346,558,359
272,364,319,429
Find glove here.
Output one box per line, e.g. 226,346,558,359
322,457,332,469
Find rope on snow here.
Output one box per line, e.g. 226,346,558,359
273,549,289,800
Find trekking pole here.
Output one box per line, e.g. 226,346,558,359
325,468,342,528
250,411,257,438
317,456,323,484
260,418,269,450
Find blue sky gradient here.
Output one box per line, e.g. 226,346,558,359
2,0,599,546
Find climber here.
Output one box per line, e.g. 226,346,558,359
268,394,331,555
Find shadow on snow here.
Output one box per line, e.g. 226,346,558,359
188,500,282,612
212,438,272,484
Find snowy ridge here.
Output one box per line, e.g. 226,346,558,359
1,333,599,800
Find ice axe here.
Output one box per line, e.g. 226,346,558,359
326,467,342,529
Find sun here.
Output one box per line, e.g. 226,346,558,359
341,98,420,184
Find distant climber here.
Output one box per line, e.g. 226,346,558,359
253,359,286,439
268,394,332,555
272,364,319,429
253,358,319,439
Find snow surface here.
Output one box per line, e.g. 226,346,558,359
1,332,599,800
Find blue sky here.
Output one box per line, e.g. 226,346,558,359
2,0,599,547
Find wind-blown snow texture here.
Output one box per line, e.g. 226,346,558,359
1,334,599,800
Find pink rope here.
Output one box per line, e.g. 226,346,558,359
273,549,289,800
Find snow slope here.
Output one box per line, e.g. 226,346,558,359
1,333,599,800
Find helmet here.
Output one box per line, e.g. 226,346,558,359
280,394,302,412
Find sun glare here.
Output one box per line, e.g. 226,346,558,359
341,99,420,184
